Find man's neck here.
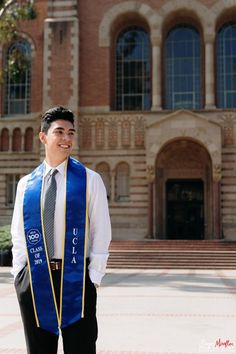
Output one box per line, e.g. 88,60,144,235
45,156,68,168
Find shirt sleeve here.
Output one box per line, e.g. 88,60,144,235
87,170,112,286
11,176,28,279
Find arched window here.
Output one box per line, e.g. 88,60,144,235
116,26,151,111
217,22,236,108
12,128,21,152
164,25,202,109
24,127,34,151
96,162,111,199
0,128,10,151
4,39,31,115
6,174,20,207
115,162,130,201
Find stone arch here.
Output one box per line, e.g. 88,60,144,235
212,0,236,30
98,1,161,47
15,31,36,57
159,0,214,40
155,138,217,239
147,112,222,169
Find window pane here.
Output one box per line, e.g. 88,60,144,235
164,25,202,109
217,22,236,108
6,175,20,206
4,40,31,115
116,163,130,201
116,26,151,111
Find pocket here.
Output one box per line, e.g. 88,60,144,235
14,264,27,287
14,265,31,305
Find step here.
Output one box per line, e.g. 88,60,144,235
107,240,236,269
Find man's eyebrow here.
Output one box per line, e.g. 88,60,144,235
54,127,76,132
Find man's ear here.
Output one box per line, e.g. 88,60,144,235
39,131,46,145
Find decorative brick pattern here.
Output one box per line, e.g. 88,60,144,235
96,119,105,148
221,114,235,147
121,120,131,147
135,118,145,148
80,118,92,149
108,119,118,148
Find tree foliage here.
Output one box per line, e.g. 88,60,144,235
0,0,37,44
0,225,12,250
0,0,36,83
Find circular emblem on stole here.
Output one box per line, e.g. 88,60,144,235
27,229,42,245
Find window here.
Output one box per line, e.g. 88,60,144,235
6,174,20,207
96,162,111,199
115,162,130,201
217,22,236,108
4,40,31,115
116,26,151,111
165,25,202,109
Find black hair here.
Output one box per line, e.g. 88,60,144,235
41,106,75,133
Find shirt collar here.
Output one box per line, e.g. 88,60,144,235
44,159,67,177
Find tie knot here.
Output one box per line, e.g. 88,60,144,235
50,169,58,177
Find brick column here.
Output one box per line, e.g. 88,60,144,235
213,164,222,239
43,1,79,152
147,165,155,238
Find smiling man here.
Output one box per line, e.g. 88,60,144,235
11,106,112,354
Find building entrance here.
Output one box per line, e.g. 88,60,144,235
166,180,204,240
155,139,214,239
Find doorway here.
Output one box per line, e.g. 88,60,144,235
166,180,204,240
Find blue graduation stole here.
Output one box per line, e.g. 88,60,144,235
23,157,87,334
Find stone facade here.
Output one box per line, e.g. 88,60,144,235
0,0,236,240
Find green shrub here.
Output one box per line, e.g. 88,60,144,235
0,225,12,250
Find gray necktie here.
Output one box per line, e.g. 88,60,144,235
44,169,58,259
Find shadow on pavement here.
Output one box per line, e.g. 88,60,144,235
102,271,236,295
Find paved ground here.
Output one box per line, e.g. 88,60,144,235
0,267,236,354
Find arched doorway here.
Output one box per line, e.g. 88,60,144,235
155,139,213,239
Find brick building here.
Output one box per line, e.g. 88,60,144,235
0,0,236,241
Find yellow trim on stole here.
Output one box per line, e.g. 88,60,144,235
22,216,40,327
81,169,89,318
59,158,68,326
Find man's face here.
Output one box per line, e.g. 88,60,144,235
39,119,76,165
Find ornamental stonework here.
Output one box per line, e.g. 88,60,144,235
108,119,118,148
96,119,105,148
80,114,145,150
213,164,221,182
80,118,92,149
135,117,145,148
221,113,235,147
147,165,155,183
121,119,131,147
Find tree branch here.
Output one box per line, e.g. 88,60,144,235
0,0,17,19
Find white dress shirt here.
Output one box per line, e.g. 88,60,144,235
11,159,112,286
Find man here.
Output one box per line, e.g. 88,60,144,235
11,106,112,354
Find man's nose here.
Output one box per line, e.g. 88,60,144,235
63,133,73,141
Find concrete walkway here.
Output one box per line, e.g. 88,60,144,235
0,267,236,354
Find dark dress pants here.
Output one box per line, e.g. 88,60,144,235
14,263,97,354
